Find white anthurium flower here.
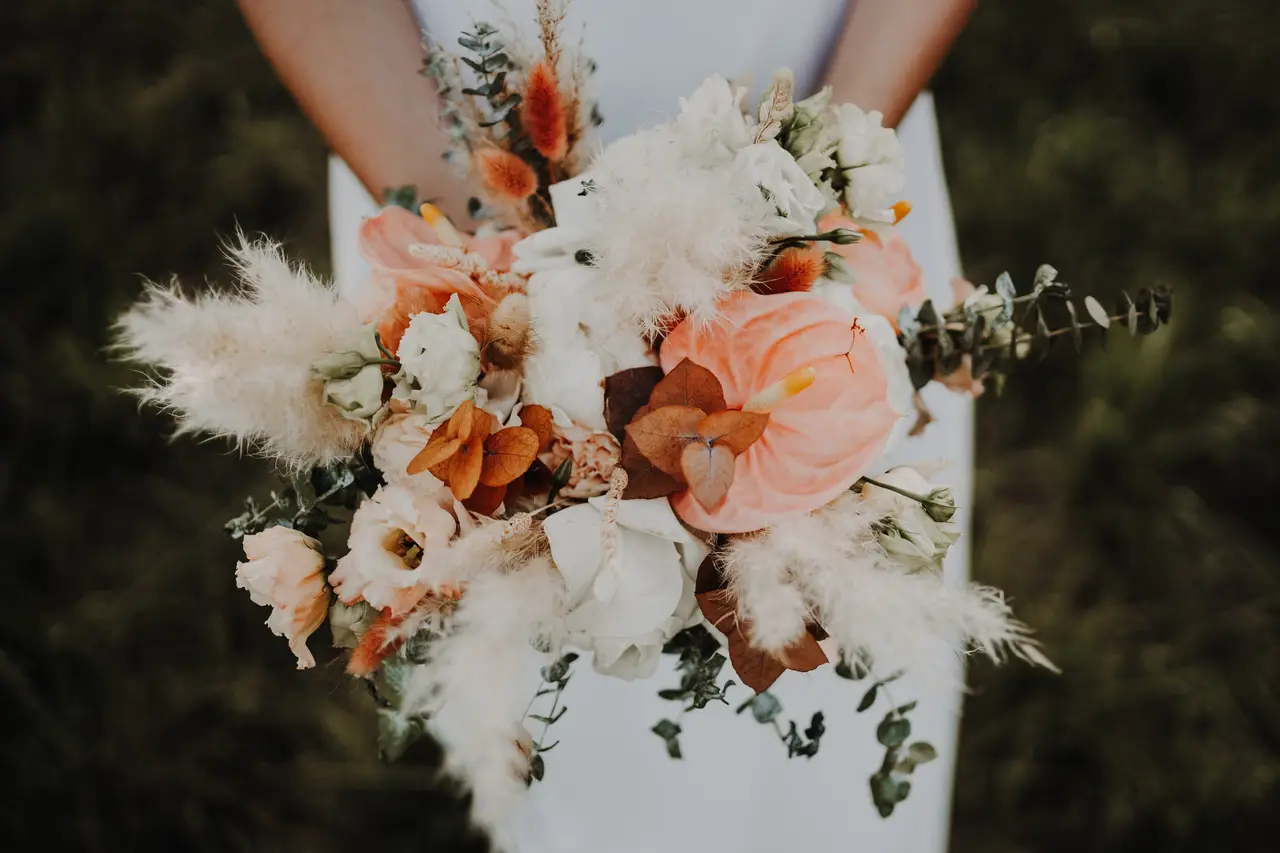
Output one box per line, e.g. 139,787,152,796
312,323,387,423
812,280,915,459
543,497,710,680
835,104,905,227
393,294,481,423
734,142,828,236
675,75,753,163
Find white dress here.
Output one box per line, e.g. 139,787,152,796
328,2,972,851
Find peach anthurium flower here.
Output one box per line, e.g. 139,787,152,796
660,291,898,533
359,206,521,351
820,211,926,329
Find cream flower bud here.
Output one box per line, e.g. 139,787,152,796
236,526,330,669
313,323,387,423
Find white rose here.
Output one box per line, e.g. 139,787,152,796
312,323,387,423
371,411,447,494
675,75,753,162
735,142,828,235
330,483,457,615
835,104,905,224
235,526,330,669
394,293,481,423
543,497,709,680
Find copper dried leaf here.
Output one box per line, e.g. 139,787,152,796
480,427,540,486
447,399,478,441
448,436,486,500
624,404,704,479
463,483,507,516
518,404,555,453
406,432,461,476
620,432,683,499
695,552,725,594
697,410,770,456
681,441,736,511
695,588,739,637
777,631,828,672
649,358,726,413
604,366,665,440
694,589,826,694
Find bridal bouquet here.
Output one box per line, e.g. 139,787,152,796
115,8,1172,830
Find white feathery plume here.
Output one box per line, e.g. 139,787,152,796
401,557,565,831
723,492,1055,677
113,235,367,468
720,543,812,654
582,126,772,336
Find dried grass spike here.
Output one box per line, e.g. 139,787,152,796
475,148,538,201
521,61,568,162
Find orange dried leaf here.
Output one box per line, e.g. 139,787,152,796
778,631,828,672
407,434,462,476
694,589,827,693
463,483,508,516
624,405,704,479
447,399,478,441
448,436,486,500
697,410,770,455
518,404,555,453
650,358,726,413
620,432,683,500
480,427,540,487
680,441,736,512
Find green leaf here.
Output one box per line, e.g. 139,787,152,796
376,710,425,763
876,714,911,747
529,753,545,781
1084,295,1111,329
835,653,870,680
751,691,782,724
540,651,578,683
657,688,688,701
857,683,880,712
893,700,918,715
907,741,938,763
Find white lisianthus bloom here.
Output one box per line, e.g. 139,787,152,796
311,323,386,423
371,411,447,494
734,142,828,236
393,294,481,423
835,104,905,225
860,467,961,573
235,526,330,669
675,75,752,162
543,497,710,680
330,483,457,615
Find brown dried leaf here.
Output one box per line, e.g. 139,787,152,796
695,552,725,594
680,441,736,512
619,432,683,499
406,432,461,476
777,631,828,672
624,405,703,479
448,435,486,500
694,589,828,694
480,427,540,487
517,404,555,453
447,399,478,441
604,366,665,440
697,410,770,456
463,483,507,516
649,358,726,413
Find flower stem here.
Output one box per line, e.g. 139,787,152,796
857,476,950,510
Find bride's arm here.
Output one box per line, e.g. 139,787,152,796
823,0,977,127
236,0,473,220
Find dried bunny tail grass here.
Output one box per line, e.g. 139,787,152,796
521,60,568,161
733,492,1055,677
481,292,534,371
403,557,565,830
113,234,366,468
585,127,772,336
755,247,825,295
475,147,539,201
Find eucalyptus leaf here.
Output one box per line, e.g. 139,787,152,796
876,714,911,747
1084,295,1111,329
751,691,782,724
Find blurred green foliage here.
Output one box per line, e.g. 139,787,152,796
1,0,1275,851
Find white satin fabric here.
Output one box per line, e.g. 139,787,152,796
328,2,971,851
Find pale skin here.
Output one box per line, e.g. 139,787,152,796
237,0,976,221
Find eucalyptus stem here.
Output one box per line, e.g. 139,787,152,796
857,476,951,510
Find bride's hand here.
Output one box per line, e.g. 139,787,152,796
824,0,977,128
237,0,475,223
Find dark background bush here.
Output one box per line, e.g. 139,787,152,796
2,1,1276,850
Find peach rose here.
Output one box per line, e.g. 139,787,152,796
660,291,899,533
359,206,521,351
542,423,622,499
329,482,458,615
821,212,925,328
235,527,330,669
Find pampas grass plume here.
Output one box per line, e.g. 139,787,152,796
482,292,534,371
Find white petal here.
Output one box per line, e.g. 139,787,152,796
542,503,605,603
563,528,684,638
